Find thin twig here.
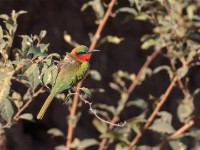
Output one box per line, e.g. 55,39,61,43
169,59,188,97
79,94,126,127
98,49,161,150
13,87,45,121
158,119,195,150
66,0,117,150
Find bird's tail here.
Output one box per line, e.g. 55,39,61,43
37,92,55,120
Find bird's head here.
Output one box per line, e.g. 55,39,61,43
71,45,99,62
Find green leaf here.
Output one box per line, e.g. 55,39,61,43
55,145,66,150
187,5,196,20
39,43,49,53
92,118,107,133
77,139,98,150
109,82,121,92
100,131,130,145
141,39,156,50
19,113,33,121
115,7,137,15
46,53,60,59
100,35,124,45
0,26,3,40
153,65,173,80
23,63,40,90
14,10,27,18
127,114,146,134
64,33,79,47
115,143,128,150
43,65,58,87
79,87,92,98
0,14,9,20
126,99,147,110
39,30,47,39
0,98,14,122
0,67,14,122
135,145,152,150
177,66,189,79
47,128,65,137
149,111,175,134
177,97,194,123
89,70,101,81
94,103,115,115
11,91,23,109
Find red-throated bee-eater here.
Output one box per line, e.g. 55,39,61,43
37,45,99,119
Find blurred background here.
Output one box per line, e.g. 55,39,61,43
1,0,200,150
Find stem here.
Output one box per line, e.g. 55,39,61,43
98,49,161,150
65,0,116,150
13,87,45,121
158,119,195,149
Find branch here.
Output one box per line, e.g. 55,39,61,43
66,0,117,150
128,50,200,149
158,119,195,149
98,49,161,150
13,87,45,121
128,76,178,149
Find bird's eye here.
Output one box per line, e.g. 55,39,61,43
77,50,86,55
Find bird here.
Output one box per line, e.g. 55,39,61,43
37,45,99,119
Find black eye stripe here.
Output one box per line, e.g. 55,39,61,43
77,50,87,55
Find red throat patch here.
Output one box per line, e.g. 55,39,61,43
77,54,91,61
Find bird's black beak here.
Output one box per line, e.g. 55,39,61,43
88,49,100,53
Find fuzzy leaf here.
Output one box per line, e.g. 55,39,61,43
47,128,65,137
39,30,47,39
100,35,124,45
80,87,92,98
177,66,189,79
55,145,66,150
23,63,40,90
149,111,175,134
92,118,107,133
115,7,137,15
0,98,14,122
126,99,147,110
177,98,194,123
43,65,58,87
77,139,98,150
109,82,121,92
95,103,115,115
89,70,101,81
46,53,60,59
0,26,3,40
19,113,33,121
141,39,156,50
0,68,14,122
153,65,173,80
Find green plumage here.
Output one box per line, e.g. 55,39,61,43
37,46,91,120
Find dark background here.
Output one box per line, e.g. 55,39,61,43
1,0,199,150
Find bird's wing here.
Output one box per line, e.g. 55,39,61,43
57,54,76,68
